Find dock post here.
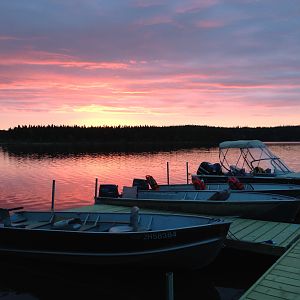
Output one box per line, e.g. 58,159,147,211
186,162,189,184
166,272,174,300
94,178,98,199
167,162,170,185
51,179,55,211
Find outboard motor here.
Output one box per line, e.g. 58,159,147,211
132,178,149,191
98,184,119,198
197,162,223,175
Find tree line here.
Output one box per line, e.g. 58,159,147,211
0,125,299,151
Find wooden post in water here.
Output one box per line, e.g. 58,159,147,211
186,162,189,184
51,179,55,211
167,162,170,185
94,178,98,199
166,272,174,300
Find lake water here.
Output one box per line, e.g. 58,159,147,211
1,142,299,211
0,142,299,299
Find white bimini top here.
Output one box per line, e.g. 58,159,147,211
219,140,266,149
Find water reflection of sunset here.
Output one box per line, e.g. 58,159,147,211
0,144,299,211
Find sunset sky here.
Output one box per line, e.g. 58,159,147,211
0,0,299,129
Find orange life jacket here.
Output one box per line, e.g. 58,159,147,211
228,176,244,190
192,176,206,190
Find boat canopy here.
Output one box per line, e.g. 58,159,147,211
219,140,266,149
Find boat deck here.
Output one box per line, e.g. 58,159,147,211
67,204,300,256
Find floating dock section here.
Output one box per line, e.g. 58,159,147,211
240,238,300,300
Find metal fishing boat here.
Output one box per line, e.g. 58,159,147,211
131,176,300,198
96,185,300,222
0,206,230,270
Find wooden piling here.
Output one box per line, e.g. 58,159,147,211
166,272,174,300
94,178,98,199
51,179,55,211
186,162,189,184
167,162,170,185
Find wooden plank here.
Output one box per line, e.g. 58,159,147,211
274,264,300,275
254,285,297,300
254,223,290,243
230,221,268,240
279,257,300,268
287,253,300,259
245,290,285,300
291,243,300,252
271,224,300,246
260,279,300,294
281,231,300,249
228,219,258,235
247,221,283,242
290,249,300,255
271,269,300,281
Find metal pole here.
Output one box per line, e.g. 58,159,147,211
167,162,170,185
94,178,98,199
166,272,174,300
186,162,189,184
51,179,55,211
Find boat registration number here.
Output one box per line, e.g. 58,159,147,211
143,231,177,240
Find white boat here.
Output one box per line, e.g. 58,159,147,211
195,140,300,184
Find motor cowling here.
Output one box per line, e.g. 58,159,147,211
197,162,223,175
98,184,120,197
132,178,149,190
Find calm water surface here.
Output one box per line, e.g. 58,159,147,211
0,142,299,300
1,143,299,211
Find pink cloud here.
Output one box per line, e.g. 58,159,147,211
195,20,225,29
0,50,129,70
0,35,21,41
175,0,219,14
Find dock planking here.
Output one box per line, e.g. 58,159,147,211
240,238,300,300
67,204,300,257
225,218,300,256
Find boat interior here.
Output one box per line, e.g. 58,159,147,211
0,208,219,232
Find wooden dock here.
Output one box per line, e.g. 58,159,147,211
240,238,300,300
68,204,300,256
224,217,300,256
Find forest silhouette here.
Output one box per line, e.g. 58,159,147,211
0,125,299,152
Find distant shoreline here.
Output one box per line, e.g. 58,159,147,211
0,125,299,153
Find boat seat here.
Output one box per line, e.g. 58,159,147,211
78,224,98,231
108,225,134,233
208,189,231,201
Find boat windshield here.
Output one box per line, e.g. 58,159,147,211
219,140,294,176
